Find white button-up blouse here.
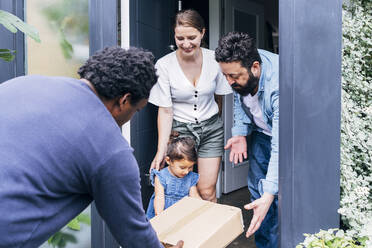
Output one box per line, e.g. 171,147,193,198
149,48,232,123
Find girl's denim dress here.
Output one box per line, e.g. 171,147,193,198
146,167,199,219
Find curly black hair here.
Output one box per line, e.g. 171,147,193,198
78,46,158,104
215,31,262,70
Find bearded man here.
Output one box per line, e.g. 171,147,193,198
215,31,279,248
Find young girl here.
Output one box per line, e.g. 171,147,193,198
146,135,201,219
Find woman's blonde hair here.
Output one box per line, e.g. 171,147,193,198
174,9,205,33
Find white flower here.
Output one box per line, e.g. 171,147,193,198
335,229,345,238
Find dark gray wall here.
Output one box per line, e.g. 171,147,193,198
89,1,119,247
279,0,342,247
90,0,175,247
0,0,25,83
129,0,175,208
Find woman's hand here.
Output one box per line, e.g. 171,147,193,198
150,151,166,173
151,107,173,173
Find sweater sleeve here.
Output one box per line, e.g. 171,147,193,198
91,149,163,248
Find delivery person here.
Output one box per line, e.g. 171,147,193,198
215,32,279,248
0,46,183,248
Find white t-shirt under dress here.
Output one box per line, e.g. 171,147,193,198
149,48,232,123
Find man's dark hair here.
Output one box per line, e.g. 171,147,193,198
78,46,158,104
215,31,262,70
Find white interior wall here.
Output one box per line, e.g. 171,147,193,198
121,0,131,143
209,0,223,198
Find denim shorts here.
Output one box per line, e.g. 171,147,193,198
172,114,224,158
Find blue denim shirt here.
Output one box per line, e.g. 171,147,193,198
231,49,279,196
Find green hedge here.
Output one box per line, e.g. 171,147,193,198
339,0,372,239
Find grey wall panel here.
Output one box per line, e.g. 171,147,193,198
137,0,174,31
137,22,169,60
130,0,174,210
89,1,119,247
89,0,118,56
0,0,25,83
131,124,159,207
130,103,158,207
279,0,342,247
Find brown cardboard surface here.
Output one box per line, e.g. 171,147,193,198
150,197,244,248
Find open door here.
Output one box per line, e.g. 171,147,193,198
222,0,265,193
129,0,176,209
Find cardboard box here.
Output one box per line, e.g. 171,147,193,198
150,197,244,248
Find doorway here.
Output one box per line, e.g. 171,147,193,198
129,1,279,247
143,0,279,198
177,0,279,195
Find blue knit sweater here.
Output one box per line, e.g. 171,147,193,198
0,75,161,248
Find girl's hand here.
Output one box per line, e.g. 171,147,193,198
189,186,202,199
171,240,184,247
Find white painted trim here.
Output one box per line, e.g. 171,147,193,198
209,0,221,50
209,0,223,198
121,0,131,143
121,0,130,49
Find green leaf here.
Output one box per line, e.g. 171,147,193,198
48,231,78,248
48,231,63,247
67,217,80,231
0,49,16,61
77,213,91,225
0,10,41,42
58,30,73,59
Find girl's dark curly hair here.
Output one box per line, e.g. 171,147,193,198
78,46,158,104
215,31,262,70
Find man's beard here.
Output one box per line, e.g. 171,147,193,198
231,70,259,96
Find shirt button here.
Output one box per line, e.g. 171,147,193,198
194,108,197,111
194,95,197,97
195,91,198,94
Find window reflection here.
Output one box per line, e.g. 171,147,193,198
26,0,91,247
26,0,89,78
